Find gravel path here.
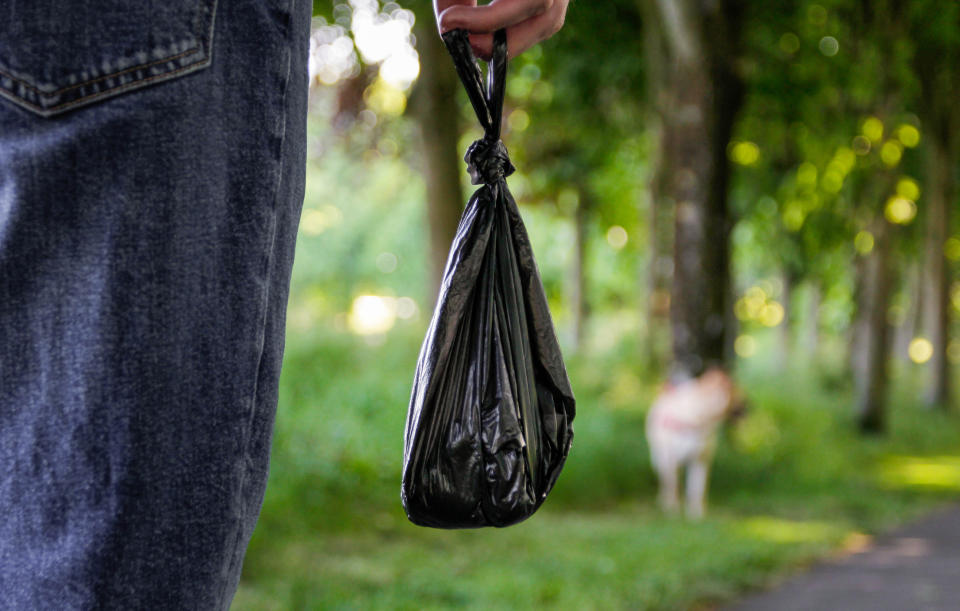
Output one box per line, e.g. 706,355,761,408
728,504,960,611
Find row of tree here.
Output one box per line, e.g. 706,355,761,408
313,0,959,433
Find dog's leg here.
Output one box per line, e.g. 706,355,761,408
657,459,681,514
685,458,710,519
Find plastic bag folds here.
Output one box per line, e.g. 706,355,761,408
401,29,575,529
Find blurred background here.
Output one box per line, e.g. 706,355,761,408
233,1,960,608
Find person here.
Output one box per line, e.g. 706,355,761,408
0,1,567,608
434,0,570,59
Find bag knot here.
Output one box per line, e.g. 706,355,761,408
464,136,515,185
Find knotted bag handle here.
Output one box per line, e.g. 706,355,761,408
441,28,515,185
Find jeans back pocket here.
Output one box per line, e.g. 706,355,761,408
0,0,217,117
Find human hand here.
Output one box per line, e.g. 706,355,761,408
434,0,569,60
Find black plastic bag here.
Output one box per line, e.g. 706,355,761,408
401,29,575,528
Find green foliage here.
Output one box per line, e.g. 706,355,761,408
254,2,960,607
507,0,648,219
238,137,960,601
729,0,946,338
291,116,428,310
312,0,334,20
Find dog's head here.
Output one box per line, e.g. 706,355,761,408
698,368,747,421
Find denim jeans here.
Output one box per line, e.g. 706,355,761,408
0,1,311,608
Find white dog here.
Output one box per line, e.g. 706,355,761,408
646,368,744,519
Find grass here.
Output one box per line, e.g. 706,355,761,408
235,506,847,610
233,323,960,610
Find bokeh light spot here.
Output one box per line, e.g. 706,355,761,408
862,117,884,143
852,135,871,155
819,36,839,56
834,147,856,172
881,141,903,166
885,196,916,225
808,4,828,25
822,169,844,193
348,295,396,335
779,32,800,54
854,230,874,255
309,23,359,86
896,124,921,148
301,205,344,236
948,341,960,364
395,297,418,320
364,77,406,116
944,237,960,261
508,108,530,132
739,286,768,320
606,225,628,250
782,202,805,231
908,337,934,364
375,252,398,273
895,177,920,201
760,302,785,327
729,141,760,165
734,335,758,358
796,162,818,187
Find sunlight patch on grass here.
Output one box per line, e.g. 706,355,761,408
737,516,842,544
878,455,960,492
838,531,873,554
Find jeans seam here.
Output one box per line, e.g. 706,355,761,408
216,0,298,605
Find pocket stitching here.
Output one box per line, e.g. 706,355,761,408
20,59,211,115
0,47,201,98
0,0,217,117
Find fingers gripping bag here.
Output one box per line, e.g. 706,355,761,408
401,28,575,529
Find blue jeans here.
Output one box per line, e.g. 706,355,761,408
0,1,311,608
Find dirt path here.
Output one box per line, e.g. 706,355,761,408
728,504,960,611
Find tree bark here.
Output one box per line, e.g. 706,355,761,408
645,171,675,366
856,220,893,433
849,251,867,384
651,0,744,377
910,0,959,409
893,261,922,361
850,0,904,432
411,20,465,302
641,0,674,368
922,139,952,407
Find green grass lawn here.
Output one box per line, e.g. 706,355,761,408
231,323,960,610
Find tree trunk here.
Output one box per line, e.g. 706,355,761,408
644,145,674,365
922,138,952,408
652,0,744,378
908,0,958,407
641,0,673,369
411,20,464,302
856,220,893,433
849,245,867,382
893,261,922,361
